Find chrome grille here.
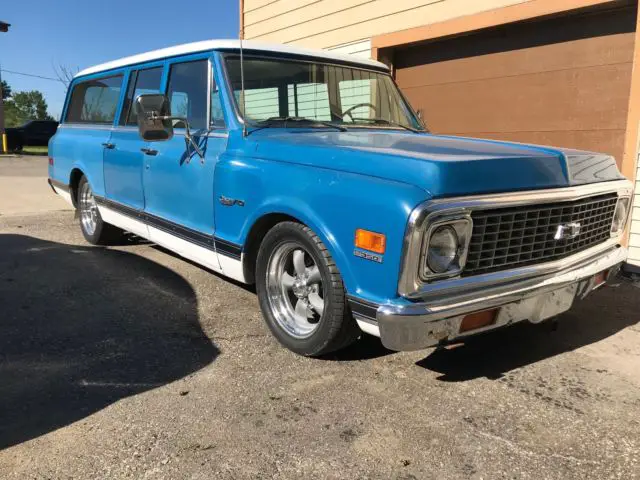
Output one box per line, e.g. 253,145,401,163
464,193,617,276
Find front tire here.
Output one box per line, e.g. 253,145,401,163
256,221,359,356
77,176,123,245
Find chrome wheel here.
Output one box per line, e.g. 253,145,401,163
79,181,99,236
266,242,325,339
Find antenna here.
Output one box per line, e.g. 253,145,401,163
240,28,247,137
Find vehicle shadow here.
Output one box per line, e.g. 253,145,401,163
150,244,256,293
321,333,395,361
0,234,218,450
416,281,639,381
151,245,394,361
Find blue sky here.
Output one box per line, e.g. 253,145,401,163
1,0,239,119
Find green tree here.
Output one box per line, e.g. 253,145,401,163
13,91,53,120
1,80,11,100
4,102,21,127
4,89,54,126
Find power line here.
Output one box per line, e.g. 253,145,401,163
1,69,63,83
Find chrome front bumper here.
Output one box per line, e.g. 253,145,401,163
376,244,627,351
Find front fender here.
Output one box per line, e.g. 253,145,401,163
214,155,428,304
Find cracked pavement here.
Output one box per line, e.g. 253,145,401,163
1,157,639,479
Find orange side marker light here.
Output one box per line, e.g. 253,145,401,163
355,229,386,254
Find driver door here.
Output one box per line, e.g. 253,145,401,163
142,55,227,271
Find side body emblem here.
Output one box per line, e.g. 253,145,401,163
219,196,245,207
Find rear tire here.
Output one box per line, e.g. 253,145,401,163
77,176,123,245
255,221,359,356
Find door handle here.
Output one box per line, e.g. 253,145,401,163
102,142,115,149
141,148,158,156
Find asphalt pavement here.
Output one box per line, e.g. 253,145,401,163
1,156,639,479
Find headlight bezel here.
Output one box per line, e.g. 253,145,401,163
420,216,473,281
610,196,631,237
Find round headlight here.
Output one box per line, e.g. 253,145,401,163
611,197,630,235
427,226,459,274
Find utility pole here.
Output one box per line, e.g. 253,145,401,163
0,21,11,154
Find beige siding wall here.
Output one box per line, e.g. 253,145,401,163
327,39,372,58
243,0,531,50
630,158,640,265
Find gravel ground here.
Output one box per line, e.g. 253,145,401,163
1,157,639,479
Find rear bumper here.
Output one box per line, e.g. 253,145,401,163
375,244,626,351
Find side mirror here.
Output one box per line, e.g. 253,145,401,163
135,94,174,141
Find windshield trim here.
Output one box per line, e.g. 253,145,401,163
218,49,389,74
219,52,425,132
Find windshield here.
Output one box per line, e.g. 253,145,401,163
224,55,424,131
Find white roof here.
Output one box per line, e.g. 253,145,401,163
75,39,389,78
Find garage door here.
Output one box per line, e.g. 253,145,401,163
394,5,636,167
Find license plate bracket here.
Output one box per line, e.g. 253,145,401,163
496,283,578,325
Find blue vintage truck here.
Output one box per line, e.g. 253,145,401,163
48,40,633,356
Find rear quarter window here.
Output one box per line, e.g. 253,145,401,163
65,75,124,124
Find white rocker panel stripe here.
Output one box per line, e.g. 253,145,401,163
147,225,222,273
356,319,381,338
52,185,74,207
95,203,246,283
98,205,149,239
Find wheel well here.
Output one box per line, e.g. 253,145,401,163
242,213,300,284
69,168,84,207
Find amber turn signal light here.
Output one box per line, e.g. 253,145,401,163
355,229,386,254
459,309,498,333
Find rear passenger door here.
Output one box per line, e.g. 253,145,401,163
142,56,227,271
54,73,124,201
103,64,164,211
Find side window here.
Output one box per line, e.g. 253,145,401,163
167,60,208,130
211,73,225,128
65,75,123,124
121,67,163,126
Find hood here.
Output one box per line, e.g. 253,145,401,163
247,130,624,197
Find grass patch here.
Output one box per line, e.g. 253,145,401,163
21,146,48,156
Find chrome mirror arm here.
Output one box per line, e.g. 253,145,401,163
182,126,205,161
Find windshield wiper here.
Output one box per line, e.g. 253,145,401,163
348,117,423,133
247,116,347,135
